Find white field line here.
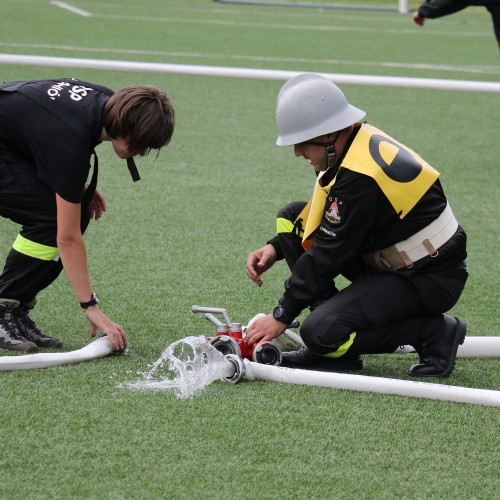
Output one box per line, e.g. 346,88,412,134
1,41,497,76
120,4,490,27
8,0,492,30
211,7,488,27
1,54,499,93
50,1,92,17
215,0,398,11
96,13,490,39
98,2,493,28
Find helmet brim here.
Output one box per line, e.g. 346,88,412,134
276,105,366,146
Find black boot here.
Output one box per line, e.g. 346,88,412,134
280,347,364,371
0,299,39,353
15,298,63,348
409,315,466,378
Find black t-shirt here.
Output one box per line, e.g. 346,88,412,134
0,78,112,203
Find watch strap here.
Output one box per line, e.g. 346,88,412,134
80,293,99,309
272,304,295,325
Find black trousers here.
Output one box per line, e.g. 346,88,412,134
277,202,468,358
0,159,90,303
420,1,500,50
486,2,500,49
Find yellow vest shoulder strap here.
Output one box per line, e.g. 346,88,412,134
296,124,439,249
342,123,439,218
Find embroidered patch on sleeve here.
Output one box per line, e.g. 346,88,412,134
324,197,345,225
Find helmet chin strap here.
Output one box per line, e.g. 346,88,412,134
304,132,340,170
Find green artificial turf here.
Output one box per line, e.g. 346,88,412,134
0,1,498,498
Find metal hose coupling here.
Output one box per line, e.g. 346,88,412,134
209,335,241,357
252,340,282,366
223,354,246,383
209,335,282,366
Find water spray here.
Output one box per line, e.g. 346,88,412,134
115,305,500,405
120,336,237,398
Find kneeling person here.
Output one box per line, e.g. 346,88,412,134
245,74,468,378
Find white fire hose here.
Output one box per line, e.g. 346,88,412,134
394,337,500,358
278,329,500,358
0,334,121,371
223,355,500,407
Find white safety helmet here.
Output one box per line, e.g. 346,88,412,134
276,74,366,146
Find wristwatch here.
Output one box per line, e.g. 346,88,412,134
272,304,294,325
80,293,99,309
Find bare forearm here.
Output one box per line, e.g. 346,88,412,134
57,237,93,303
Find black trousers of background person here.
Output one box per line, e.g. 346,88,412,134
487,1,500,48
0,158,91,304
419,1,500,50
452,1,500,49
276,202,468,358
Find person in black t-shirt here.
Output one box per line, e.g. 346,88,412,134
0,78,175,353
245,74,468,378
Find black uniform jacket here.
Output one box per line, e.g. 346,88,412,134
277,126,467,320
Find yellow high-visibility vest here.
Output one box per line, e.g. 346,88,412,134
298,123,439,249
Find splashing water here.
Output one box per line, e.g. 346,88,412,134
119,336,235,398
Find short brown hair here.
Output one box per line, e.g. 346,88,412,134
103,85,175,155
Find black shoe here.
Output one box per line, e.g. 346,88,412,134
0,299,39,353
409,315,466,378
15,302,63,348
280,347,364,371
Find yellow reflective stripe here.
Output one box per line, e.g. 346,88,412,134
324,332,356,358
277,217,293,234
12,235,59,261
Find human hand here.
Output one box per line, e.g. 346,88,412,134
412,10,425,26
246,244,277,287
245,314,287,347
84,306,127,350
86,187,107,220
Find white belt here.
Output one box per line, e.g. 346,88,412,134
395,202,458,265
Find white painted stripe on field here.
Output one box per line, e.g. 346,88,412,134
1,54,499,93
214,7,486,26
96,13,489,38
50,1,92,17
1,42,498,75
216,0,399,11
